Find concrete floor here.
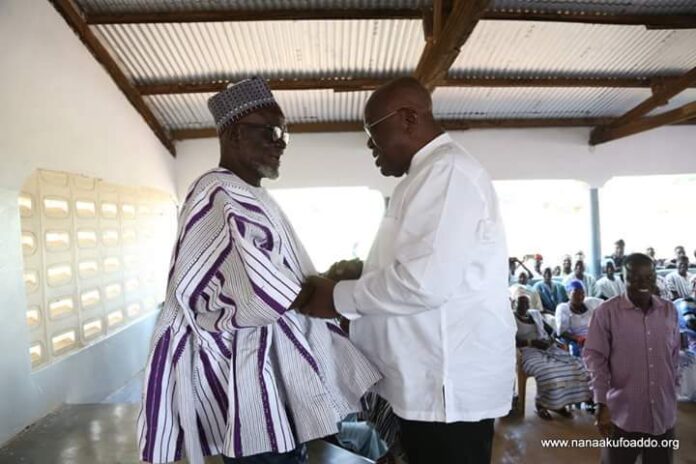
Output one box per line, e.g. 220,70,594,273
1,378,694,463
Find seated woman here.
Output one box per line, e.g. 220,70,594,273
513,290,591,420
676,298,696,402
533,267,568,314
555,279,603,357
509,270,543,311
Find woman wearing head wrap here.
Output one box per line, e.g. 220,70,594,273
555,280,603,357
513,289,591,420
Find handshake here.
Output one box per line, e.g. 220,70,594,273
291,258,363,320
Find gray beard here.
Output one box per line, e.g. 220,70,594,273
257,164,279,180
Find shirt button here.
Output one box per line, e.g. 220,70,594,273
648,347,653,351
650,364,654,368
647,331,651,335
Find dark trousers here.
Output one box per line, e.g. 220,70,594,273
601,425,675,464
398,417,495,464
222,444,307,464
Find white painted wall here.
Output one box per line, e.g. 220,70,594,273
0,0,177,446
175,125,696,196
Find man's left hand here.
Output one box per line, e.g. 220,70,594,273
297,275,339,319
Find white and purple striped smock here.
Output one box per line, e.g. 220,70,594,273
137,168,381,463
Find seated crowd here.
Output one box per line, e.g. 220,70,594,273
509,240,696,427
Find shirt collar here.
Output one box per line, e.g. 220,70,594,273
619,293,665,313
408,132,452,174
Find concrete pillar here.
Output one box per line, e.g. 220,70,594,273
589,187,602,278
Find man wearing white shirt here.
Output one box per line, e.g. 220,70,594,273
563,260,598,298
299,77,516,464
595,259,626,300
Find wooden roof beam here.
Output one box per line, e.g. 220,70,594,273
590,66,696,145
85,8,696,29
49,0,175,156
137,76,694,96
414,0,492,92
85,8,423,24
176,117,684,139
590,101,696,145
138,78,389,95
483,10,696,29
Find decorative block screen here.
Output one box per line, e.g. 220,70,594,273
19,170,177,369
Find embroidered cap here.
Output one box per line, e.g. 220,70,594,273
207,77,278,133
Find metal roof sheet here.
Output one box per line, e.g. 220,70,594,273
451,21,696,78
145,89,373,129
432,86,652,118
95,19,424,83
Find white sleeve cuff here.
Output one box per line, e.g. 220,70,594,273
334,280,361,320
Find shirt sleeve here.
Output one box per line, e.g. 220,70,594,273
335,159,488,318
555,304,569,336
559,284,569,302
583,305,612,404
531,289,543,311
588,276,599,298
171,187,301,330
670,305,681,389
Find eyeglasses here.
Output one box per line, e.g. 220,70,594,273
236,123,290,144
363,109,400,139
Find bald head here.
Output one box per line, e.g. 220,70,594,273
363,77,443,178
366,77,434,116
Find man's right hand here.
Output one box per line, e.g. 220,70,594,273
595,403,613,438
325,259,363,281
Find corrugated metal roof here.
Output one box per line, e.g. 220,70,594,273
145,89,372,129
490,0,696,15
95,20,424,83
76,0,429,14
74,0,696,133
451,21,696,78
433,87,652,118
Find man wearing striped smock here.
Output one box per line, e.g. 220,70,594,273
137,78,381,464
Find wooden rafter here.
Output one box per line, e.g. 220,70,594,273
590,101,696,145
49,0,175,156
590,66,696,145
137,76,693,95
414,0,491,91
171,117,647,140
85,8,423,24
138,78,387,95
483,11,696,29
85,8,696,29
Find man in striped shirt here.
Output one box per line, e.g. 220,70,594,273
137,78,380,464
